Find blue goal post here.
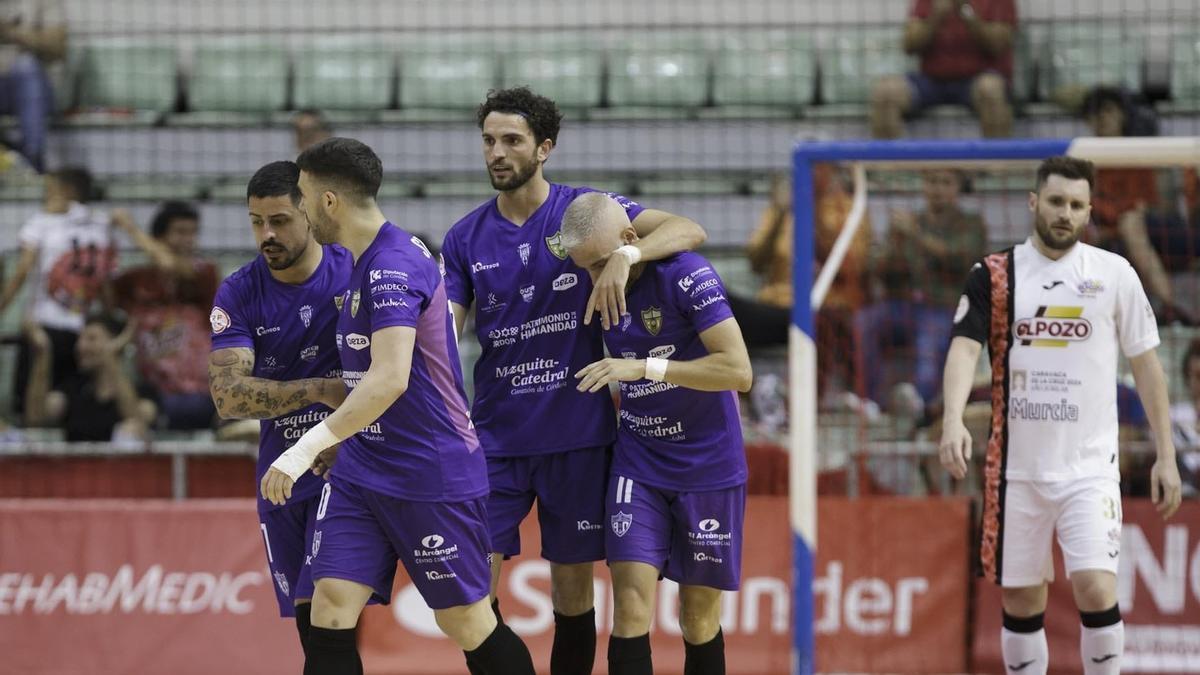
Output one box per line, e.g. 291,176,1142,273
787,137,1200,675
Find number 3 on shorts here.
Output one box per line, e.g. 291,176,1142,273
316,482,332,521
1101,495,1121,521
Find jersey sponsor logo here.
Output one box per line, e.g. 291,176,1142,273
369,269,408,283
622,380,679,399
411,235,433,259
649,344,675,359
425,570,457,581
690,277,720,296
1077,279,1105,297
611,511,633,537
699,518,721,532
1015,307,1090,347
693,552,724,564
953,295,969,324
518,242,531,267
576,520,603,532
350,290,361,317
605,192,641,211
300,345,319,362
678,275,694,292
520,284,535,302
374,298,409,311
481,292,507,314
311,530,322,557
1009,397,1080,422
620,312,632,332
552,273,577,291
677,266,714,293
336,334,343,350
545,230,568,260
273,571,290,596
471,260,500,273
371,282,409,293
641,306,663,335
692,294,725,312
414,535,460,564
256,325,281,336
209,307,230,334
345,333,370,350
299,304,313,328
421,534,445,549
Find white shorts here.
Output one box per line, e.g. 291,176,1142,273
994,477,1122,588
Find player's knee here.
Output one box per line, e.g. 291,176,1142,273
612,582,654,634
679,591,723,644
310,582,363,628
550,563,595,615
434,599,497,650
1072,572,1117,612
1001,586,1048,617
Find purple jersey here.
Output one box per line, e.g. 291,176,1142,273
441,184,645,457
601,252,746,491
210,245,352,513
332,222,486,502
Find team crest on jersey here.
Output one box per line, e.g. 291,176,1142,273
518,242,532,267
334,293,346,312
312,530,322,557
209,307,230,334
1015,306,1091,347
350,290,361,318
611,511,633,537
273,571,290,596
299,304,313,328
545,230,568,260
641,307,663,335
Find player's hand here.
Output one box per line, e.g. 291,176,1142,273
260,467,295,506
585,252,632,331
1150,457,1183,520
575,357,647,393
938,418,972,480
318,378,348,410
312,444,340,478
110,208,139,235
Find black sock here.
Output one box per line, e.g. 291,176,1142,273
464,599,507,675
683,629,725,675
465,623,535,675
608,633,653,675
551,608,596,675
304,626,361,675
295,603,313,657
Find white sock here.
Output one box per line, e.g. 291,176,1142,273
1081,621,1123,675
1001,628,1048,674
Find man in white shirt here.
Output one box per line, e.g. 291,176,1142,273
939,156,1182,675
0,0,65,172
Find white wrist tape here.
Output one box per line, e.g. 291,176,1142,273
614,245,642,265
270,420,340,481
645,357,669,382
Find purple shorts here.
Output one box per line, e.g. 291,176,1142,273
309,477,492,610
605,474,745,591
259,492,320,617
487,445,610,564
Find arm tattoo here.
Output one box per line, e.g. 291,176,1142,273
208,347,329,420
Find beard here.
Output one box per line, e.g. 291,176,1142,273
1034,208,1082,251
489,158,539,191
261,239,308,270
309,211,338,245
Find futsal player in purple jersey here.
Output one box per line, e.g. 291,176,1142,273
562,193,752,675
261,138,536,675
441,87,707,675
207,160,350,656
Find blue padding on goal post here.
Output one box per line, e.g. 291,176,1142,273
792,137,1073,163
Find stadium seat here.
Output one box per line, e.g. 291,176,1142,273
1171,30,1200,104
1041,22,1142,101
817,27,907,106
501,33,604,109
293,41,395,111
605,32,712,113
103,176,208,201
189,42,289,112
77,40,178,113
398,36,499,113
712,30,815,113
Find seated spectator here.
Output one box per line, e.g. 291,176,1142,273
870,0,1015,139
0,167,115,418
1082,86,1196,323
23,311,156,442
1169,339,1200,496
0,0,66,172
111,201,218,430
855,169,987,413
292,108,332,153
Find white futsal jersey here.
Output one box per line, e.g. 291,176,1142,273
952,238,1159,483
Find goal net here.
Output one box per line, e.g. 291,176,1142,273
787,138,1200,674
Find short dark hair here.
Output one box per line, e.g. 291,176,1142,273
50,167,94,203
1081,86,1126,119
476,87,564,147
295,137,382,203
84,310,127,337
247,160,300,202
150,200,200,239
1036,156,1095,192
1184,339,1200,379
